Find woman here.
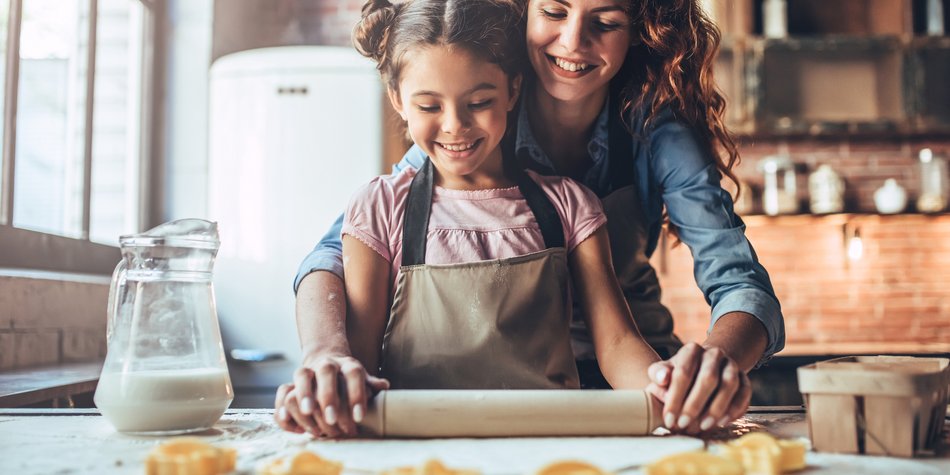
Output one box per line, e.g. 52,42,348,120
278,0,784,438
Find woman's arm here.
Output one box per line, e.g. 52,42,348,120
277,244,391,439
647,315,766,433
644,111,780,433
569,227,661,389
279,146,427,436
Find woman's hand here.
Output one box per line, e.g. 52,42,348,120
273,354,390,437
645,342,751,434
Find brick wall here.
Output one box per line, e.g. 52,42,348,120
655,138,950,354
0,274,109,370
212,0,365,62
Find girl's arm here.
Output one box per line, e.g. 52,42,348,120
341,235,392,375
569,227,661,389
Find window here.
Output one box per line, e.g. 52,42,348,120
0,0,155,274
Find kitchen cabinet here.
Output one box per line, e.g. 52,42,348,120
707,0,950,136
2,408,948,474
748,37,907,135
909,37,950,132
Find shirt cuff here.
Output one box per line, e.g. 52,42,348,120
293,254,344,294
709,289,786,368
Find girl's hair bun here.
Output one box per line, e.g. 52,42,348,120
353,0,401,64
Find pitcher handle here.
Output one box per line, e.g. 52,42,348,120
107,259,128,343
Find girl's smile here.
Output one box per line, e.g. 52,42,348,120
435,138,483,158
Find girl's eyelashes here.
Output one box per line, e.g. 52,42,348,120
469,99,494,110
414,100,494,113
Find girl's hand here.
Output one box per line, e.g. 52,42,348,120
645,342,751,434
273,355,390,437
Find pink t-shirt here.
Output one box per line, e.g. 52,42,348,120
342,167,607,288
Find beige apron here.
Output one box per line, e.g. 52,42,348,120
379,159,580,390
560,85,683,387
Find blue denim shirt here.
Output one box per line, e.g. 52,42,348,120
294,101,786,360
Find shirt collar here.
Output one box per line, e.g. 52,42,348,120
513,97,611,173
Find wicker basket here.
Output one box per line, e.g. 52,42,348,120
797,355,950,457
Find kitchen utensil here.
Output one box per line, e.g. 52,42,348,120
808,164,844,214
94,218,233,435
360,390,659,438
874,178,907,214
763,0,787,38
797,355,950,457
758,155,798,216
928,0,945,36
917,148,949,213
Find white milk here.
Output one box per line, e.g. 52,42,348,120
94,367,234,434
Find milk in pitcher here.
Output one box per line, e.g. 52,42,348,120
95,367,233,434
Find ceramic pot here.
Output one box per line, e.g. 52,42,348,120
874,179,907,214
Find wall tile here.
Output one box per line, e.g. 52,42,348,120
62,328,106,363
654,214,950,352
0,332,15,370
13,331,60,368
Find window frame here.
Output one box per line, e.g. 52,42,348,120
0,0,159,275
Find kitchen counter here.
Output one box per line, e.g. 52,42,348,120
1,407,948,474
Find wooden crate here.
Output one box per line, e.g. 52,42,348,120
797,355,950,457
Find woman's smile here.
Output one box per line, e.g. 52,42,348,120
526,0,632,104
547,54,597,77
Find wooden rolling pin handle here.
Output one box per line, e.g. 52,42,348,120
359,390,660,438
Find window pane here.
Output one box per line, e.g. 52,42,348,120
90,0,144,244
0,0,10,188
13,0,89,237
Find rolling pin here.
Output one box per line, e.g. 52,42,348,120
358,390,660,438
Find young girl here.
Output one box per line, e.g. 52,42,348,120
278,0,660,437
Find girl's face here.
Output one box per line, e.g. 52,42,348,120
526,0,632,103
389,45,520,188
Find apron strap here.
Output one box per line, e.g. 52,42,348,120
511,166,565,249
502,133,565,250
401,153,566,267
401,159,435,267
607,81,636,191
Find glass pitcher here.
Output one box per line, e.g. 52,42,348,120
94,218,233,434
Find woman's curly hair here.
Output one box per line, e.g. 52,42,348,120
609,0,743,241
623,0,741,193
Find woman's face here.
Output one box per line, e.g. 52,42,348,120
526,0,633,103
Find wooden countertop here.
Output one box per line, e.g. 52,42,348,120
777,342,950,357
1,408,948,474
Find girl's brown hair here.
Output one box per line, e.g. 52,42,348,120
353,0,527,92
623,0,740,194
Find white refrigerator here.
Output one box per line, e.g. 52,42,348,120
207,46,383,406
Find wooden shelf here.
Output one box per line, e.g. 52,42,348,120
0,362,102,408
742,212,950,226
